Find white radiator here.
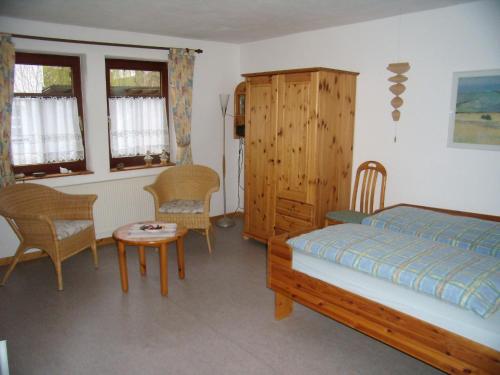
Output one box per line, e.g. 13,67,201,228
59,175,157,239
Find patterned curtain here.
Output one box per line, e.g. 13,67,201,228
168,48,195,165
0,35,15,187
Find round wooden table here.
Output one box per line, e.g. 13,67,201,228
112,222,188,296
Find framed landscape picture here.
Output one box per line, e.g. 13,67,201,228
448,70,500,151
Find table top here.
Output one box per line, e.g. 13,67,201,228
113,221,188,246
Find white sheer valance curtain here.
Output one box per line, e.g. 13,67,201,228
109,97,168,157
11,97,84,165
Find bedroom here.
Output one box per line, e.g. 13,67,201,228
0,0,499,374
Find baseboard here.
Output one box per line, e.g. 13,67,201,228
0,250,48,266
96,237,115,247
0,237,116,267
210,211,244,223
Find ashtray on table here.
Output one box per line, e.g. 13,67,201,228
140,223,177,233
140,224,163,233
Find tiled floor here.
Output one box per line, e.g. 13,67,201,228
0,218,441,374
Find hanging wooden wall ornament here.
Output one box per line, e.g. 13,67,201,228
387,62,410,122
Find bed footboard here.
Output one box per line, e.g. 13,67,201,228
267,232,500,374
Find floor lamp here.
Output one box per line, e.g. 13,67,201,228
216,94,235,228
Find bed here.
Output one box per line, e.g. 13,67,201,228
267,204,500,374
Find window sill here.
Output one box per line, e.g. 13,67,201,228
110,162,175,172
15,170,94,182
13,163,175,189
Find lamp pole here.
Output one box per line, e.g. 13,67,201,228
216,94,235,228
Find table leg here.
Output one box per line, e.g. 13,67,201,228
117,241,128,293
159,243,168,296
138,246,146,276
176,237,185,279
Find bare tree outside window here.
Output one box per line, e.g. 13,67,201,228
14,64,73,96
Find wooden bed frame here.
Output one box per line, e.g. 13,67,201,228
267,204,500,374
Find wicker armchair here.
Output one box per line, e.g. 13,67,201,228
144,165,220,253
0,183,98,290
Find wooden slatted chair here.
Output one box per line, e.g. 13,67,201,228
325,161,387,225
144,165,220,253
0,183,98,290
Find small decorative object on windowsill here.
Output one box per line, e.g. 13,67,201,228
144,151,153,167
116,163,125,170
160,149,170,166
59,167,72,174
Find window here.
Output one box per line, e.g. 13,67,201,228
105,59,169,169
12,52,86,175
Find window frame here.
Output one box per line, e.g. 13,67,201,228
12,52,87,175
105,58,169,169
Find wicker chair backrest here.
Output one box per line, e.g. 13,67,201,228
0,183,65,218
153,165,220,201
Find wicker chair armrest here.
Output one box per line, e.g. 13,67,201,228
144,184,166,208
53,193,97,220
2,213,57,242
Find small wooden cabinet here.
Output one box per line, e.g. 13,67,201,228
233,82,245,138
242,67,358,242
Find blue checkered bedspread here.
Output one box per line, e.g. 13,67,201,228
361,206,500,258
287,224,500,318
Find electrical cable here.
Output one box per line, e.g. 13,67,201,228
235,137,245,213
225,111,245,214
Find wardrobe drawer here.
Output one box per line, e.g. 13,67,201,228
276,198,314,221
275,213,314,233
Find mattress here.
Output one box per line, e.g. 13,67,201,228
292,250,500,350
288,224,500,318
362,206,500,258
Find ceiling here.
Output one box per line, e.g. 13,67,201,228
0,0,477,43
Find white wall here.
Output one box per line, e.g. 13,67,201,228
0,17,241,257
1,1,500,258
241,0,500,215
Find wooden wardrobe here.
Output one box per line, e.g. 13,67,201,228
243,67,358,242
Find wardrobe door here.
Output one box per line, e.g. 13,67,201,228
275,72,318,205
314,71,357,224
243,76,277,241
